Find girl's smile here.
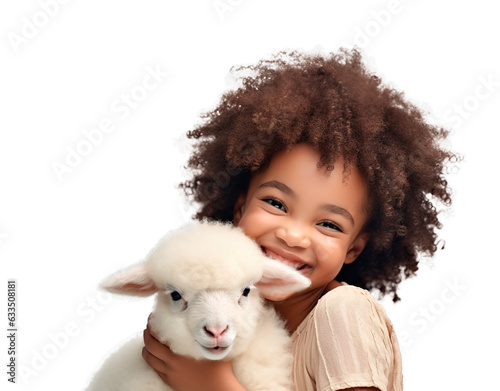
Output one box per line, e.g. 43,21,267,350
261,245,311,274
233,144,371,300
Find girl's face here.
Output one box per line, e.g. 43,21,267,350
233,144,370,297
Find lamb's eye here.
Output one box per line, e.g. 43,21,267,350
170,291,182,301
242,287,251,297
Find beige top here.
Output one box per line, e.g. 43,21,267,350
291,284,403,391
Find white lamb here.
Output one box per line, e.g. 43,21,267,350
85,220,310,391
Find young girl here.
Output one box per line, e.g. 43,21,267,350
141,49,456,391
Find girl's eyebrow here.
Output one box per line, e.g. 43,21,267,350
320,203,355,226
258,181,355,226
258,181,296,198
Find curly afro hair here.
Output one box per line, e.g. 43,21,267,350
180,48,458,301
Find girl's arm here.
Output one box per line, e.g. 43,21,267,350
142,326,247,391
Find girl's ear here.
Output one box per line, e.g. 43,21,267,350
345,231,370,265
255,256,311,301
233,193,246,225
100,263,158,297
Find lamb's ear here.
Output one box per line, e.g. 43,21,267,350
100,263,158,297
255,257,311,301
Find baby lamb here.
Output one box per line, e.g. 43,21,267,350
85,220,310,391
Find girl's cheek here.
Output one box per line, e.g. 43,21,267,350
315,241,343,263
235,209,259,235
239,205,261,225
238,209,273,239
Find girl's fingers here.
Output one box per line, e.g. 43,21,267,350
143,328,172,363
142,346,169,374
156,372,169,385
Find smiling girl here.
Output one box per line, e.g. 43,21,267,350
141,49,456,391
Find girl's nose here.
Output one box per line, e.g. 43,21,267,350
275,223,311,248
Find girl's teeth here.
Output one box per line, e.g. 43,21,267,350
263,247,307,270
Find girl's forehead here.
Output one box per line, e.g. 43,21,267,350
256,144,344,181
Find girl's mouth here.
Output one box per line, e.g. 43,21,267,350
261,246,311,273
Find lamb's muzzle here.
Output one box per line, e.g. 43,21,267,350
195,322,235,359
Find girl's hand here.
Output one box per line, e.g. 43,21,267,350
142,323,247,391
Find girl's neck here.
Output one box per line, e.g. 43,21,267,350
271,280,343,334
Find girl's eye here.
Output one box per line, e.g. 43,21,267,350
318,221,343,233
262,198,287,212
242,287,251,297
170,291,182,301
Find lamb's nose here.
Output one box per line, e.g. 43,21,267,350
204,326,228,339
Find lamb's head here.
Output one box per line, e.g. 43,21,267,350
101,220,310,360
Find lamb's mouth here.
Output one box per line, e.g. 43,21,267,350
261,247,311,273
200,344,230,355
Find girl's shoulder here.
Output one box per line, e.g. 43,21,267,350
317,283,391,323
294,282,393,338
320,282,384,310
292,283,403,391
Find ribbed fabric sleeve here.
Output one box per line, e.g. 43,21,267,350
291,285,403,391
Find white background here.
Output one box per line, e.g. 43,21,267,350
1,1,499,389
